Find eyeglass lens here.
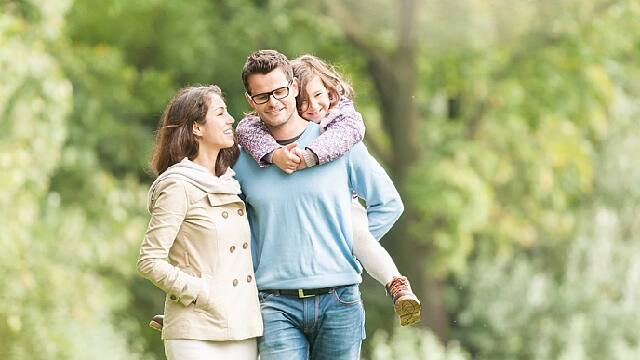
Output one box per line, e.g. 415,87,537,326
252,83,291,104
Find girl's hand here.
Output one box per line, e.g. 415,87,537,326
292,148,308,170
272,143,301,174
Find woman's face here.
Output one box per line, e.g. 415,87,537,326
198,94,235,150
299,76,331,123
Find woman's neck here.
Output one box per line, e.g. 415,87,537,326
192,148,219,175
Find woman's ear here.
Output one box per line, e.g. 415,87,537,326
193,122,202,137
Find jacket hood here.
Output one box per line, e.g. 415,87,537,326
147,158,241,212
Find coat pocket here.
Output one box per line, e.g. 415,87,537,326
193,273,227,322
184,251,190,267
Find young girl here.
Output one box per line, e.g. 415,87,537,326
235,54,421,326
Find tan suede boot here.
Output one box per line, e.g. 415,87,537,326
385,276,421,326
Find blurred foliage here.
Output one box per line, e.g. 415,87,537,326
0,0,149,358
370,326,470,360
404,0,639,277
2,0,640,358
453,113,640,360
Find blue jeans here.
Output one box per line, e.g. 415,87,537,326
257,284,366,360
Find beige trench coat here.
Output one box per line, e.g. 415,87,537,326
137,178,262,341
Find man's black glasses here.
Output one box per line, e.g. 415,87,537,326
250,81,292,104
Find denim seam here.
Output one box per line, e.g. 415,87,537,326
313,295,319,332
303,297,309,333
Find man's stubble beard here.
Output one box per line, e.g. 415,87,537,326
261,106,295,132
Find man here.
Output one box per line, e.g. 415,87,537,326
233,49,404,360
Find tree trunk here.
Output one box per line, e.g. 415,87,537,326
371,0,450,341
327,0,451,341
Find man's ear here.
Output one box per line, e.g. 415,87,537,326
245,92,256,111
291,78,299,98
192,122,202,137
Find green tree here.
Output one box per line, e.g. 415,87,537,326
455,111,640,360
4,0,639,358
60,1,362,356
0,1,149,358
316,0,639,341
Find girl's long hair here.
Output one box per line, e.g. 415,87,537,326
291,54,354,113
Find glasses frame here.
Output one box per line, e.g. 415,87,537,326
249,80,293,105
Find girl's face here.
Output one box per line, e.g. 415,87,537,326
299,76,331,123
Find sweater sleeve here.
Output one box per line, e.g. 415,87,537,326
347,143,404,240
136,179,203,307
235,115,280,167
306,98,365,165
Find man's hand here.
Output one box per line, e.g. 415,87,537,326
272,143,301,174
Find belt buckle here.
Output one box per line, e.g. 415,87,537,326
298,289,315,298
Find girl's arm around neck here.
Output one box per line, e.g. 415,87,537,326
306,98,365,165
235,115,280,167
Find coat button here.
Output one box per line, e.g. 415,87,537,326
237,208,244,216
221,211,229,219
247,275,252,283
169,294,177,301
243,242,248,249
230,245,236,253
233,279,238,287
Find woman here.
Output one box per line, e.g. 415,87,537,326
137,85,262,359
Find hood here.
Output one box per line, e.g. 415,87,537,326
147,158,241,212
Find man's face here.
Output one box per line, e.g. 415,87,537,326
245,68,299,130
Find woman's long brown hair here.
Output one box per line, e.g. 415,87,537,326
150,85,239,177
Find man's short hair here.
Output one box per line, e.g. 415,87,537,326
242,50,294,94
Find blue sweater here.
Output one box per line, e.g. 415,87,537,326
233,123,404,290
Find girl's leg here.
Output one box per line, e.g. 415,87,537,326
351,200,400,285
351,199,421,326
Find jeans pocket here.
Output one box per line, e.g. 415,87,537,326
258,291,275,303
333,285,362,305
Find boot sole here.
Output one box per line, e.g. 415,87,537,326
394,295,421,326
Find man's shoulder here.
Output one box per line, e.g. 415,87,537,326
345,141,369,160
302,122,322,138
232,147,256,175
345,141,388,176
232,146,276,178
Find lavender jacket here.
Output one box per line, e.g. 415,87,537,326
235,98,365,166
